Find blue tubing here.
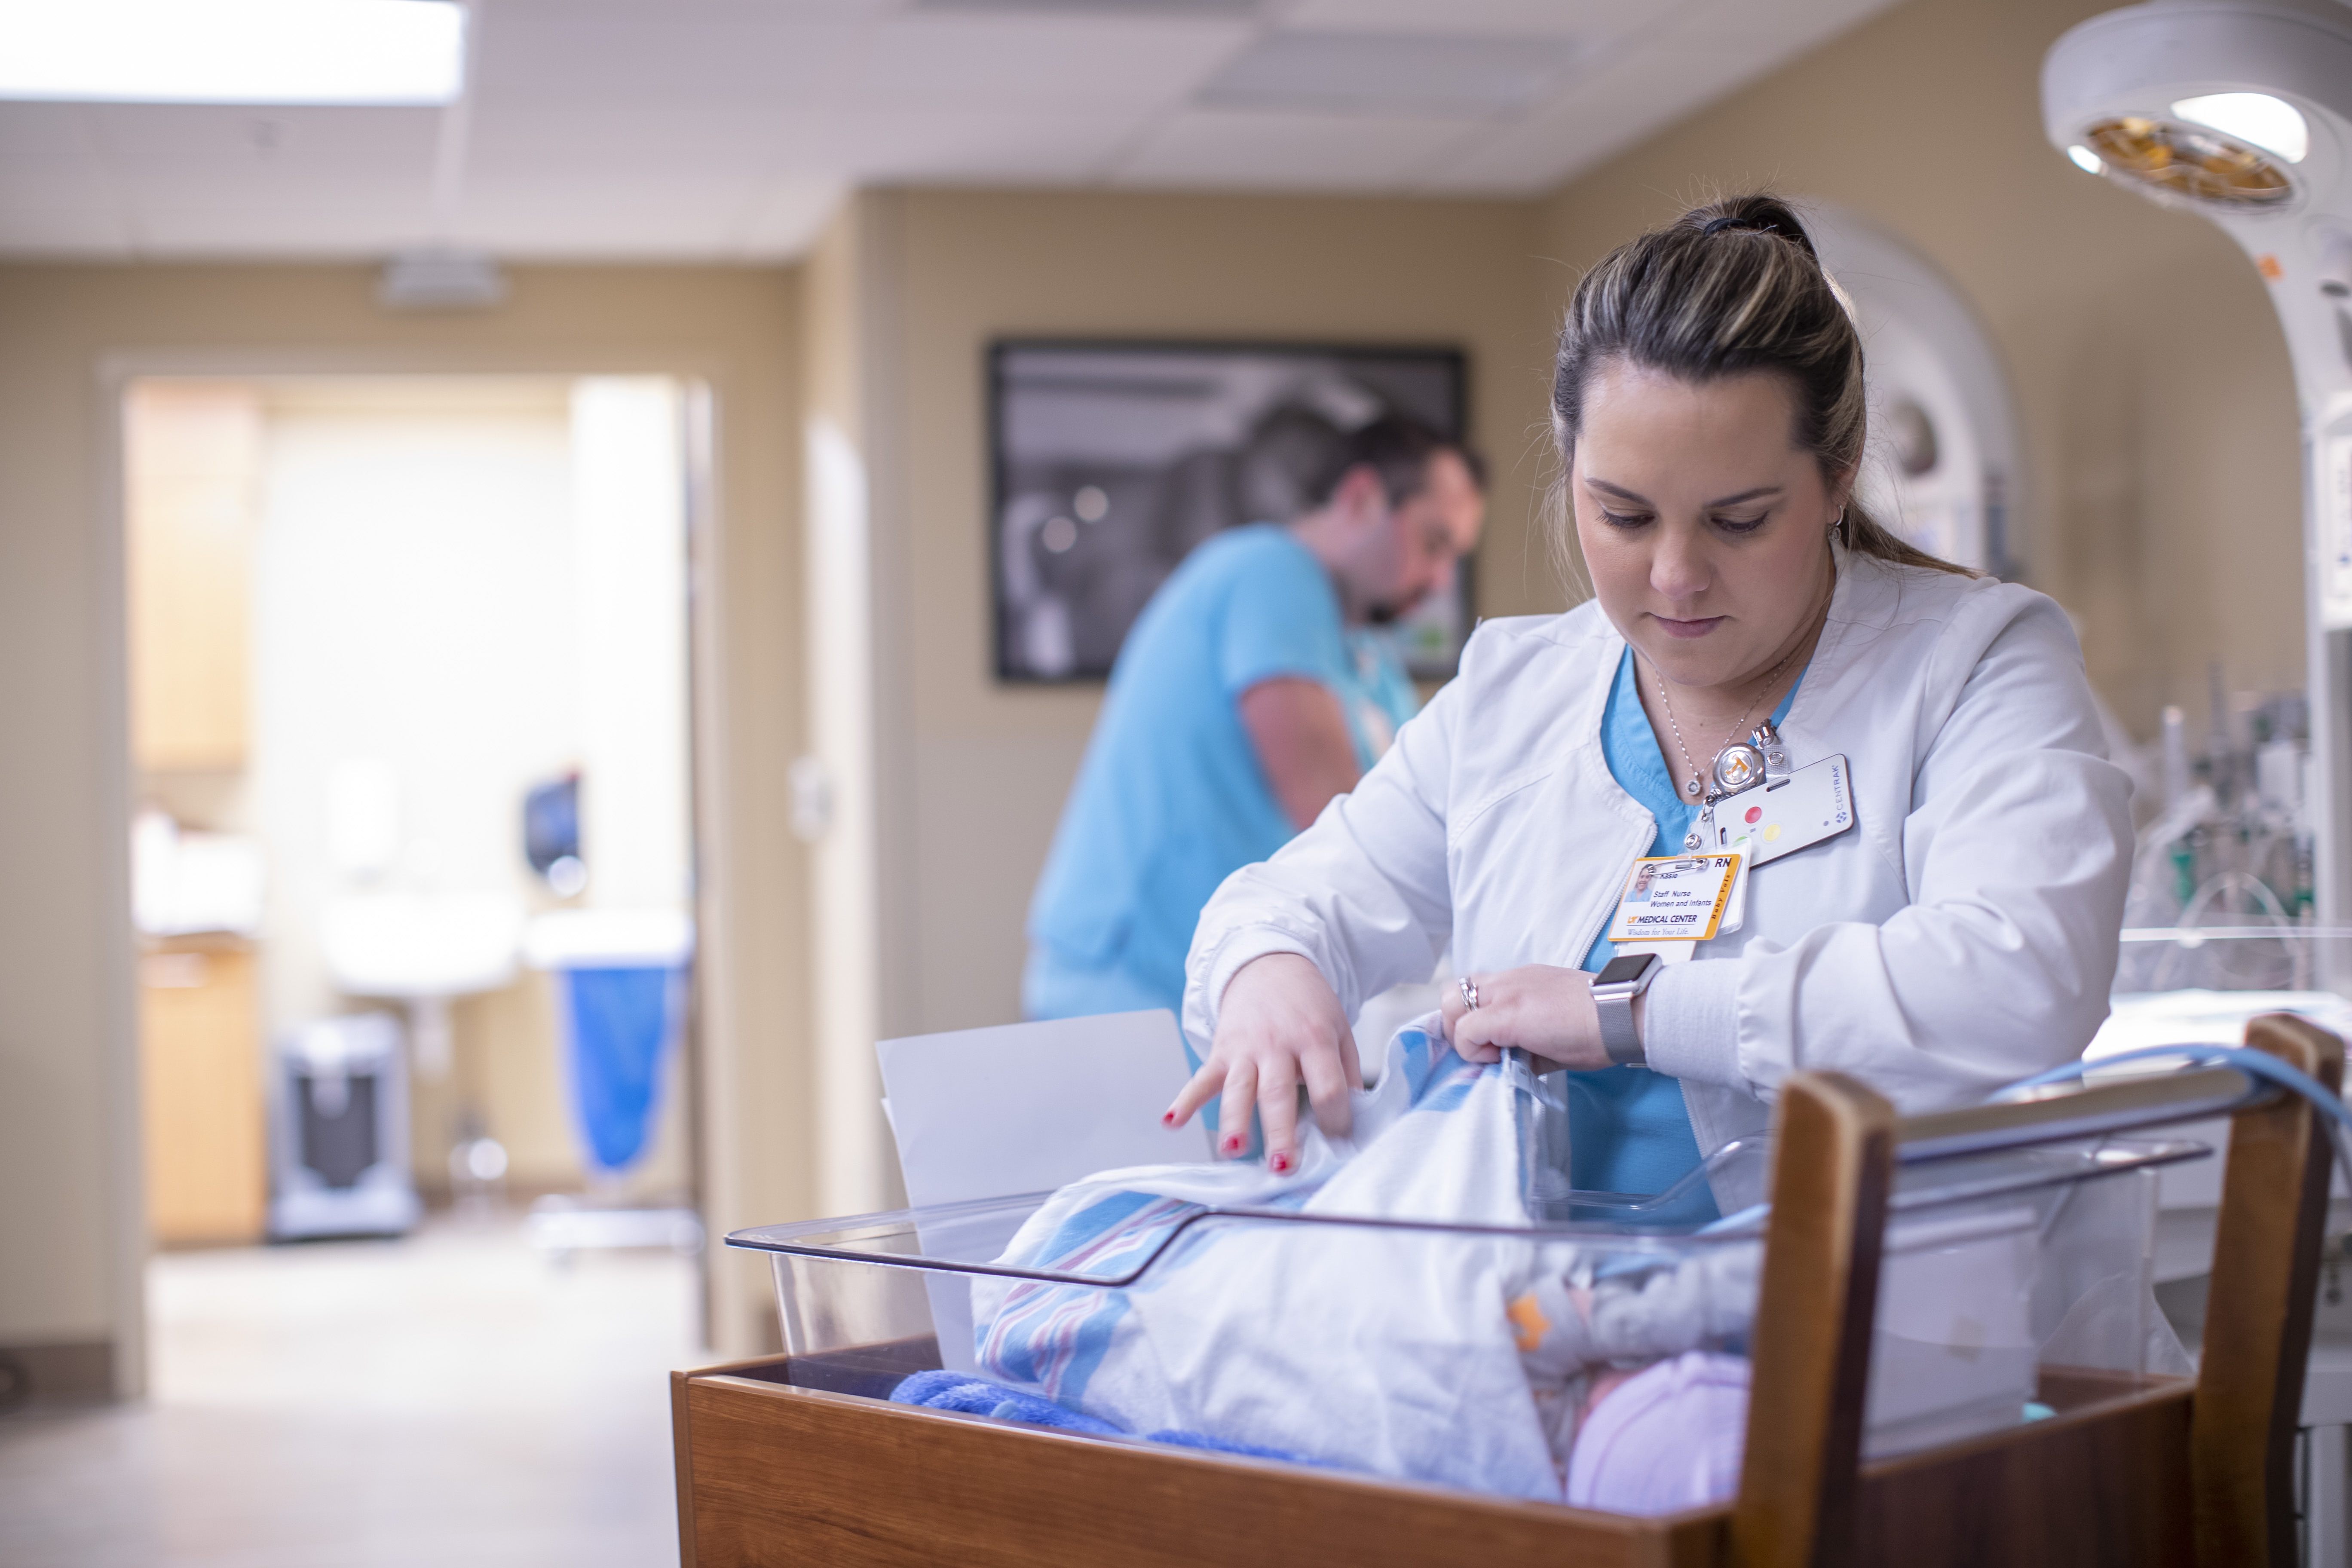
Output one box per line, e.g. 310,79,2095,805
1991,1041,2352,1193
1706,1040,2352,1234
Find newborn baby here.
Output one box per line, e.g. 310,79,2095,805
968,1023,1757,1512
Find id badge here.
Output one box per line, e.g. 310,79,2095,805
1715,854,1752,937
1706,755,1857,940
1712,754,1856,868
1607,853,1740,944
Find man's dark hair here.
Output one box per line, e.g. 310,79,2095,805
1304,414,1487,511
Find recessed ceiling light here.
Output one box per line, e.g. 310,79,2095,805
0,0,465,106
378,250,508,313
1196,32,1581,118
2067,144,2103,174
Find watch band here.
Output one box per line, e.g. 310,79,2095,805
1597,991,1646,1066
1595,953,1660,1067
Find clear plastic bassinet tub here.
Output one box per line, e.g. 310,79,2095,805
728,1099,2215,1510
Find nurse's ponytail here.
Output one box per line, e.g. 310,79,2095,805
1551,193,1970,578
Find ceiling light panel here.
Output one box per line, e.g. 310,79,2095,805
0,0,466,105
1196,32,1583,118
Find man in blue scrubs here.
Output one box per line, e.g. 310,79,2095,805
1024,417,1486,1021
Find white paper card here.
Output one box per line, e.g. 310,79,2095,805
876,1009,1210,1210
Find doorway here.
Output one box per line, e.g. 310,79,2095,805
113,373,707,1557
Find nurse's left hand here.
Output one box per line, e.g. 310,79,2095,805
1442,965,1615,1071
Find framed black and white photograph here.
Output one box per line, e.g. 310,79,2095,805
989,339,1472,684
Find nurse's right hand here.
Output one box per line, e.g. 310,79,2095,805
1164,952,1361,1174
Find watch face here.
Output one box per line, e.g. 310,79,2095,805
1596,954,1655,987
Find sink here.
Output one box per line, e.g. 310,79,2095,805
321,890,525,998
320,891,525,1081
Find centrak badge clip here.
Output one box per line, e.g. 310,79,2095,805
1694,724,1792,849
1756,720,1792,788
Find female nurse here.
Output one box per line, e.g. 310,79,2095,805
1164,194,2134,1192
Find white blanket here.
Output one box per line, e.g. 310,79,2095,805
970,1022,1758,1503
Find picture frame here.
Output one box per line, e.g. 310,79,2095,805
987,338,1474,684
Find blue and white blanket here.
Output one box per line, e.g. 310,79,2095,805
966,1022,1757,1503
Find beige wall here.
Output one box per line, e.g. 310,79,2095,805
866,187,1553,1141
1536,0,2305,740
0,262,811,1380
798,199,903,1221
796,186,1561,1210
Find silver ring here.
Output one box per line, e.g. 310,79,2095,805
1457,976,1480,1011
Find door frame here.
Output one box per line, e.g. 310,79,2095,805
94,349,750,1394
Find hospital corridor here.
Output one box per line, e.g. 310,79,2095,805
8,0,2352,1564
4,1216,695,1566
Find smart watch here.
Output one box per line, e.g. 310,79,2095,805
1592,952,1663,1067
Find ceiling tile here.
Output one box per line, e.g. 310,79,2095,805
1115,107,1487,189
128,199,436,255
1664,0,1898,48
1196,31,1583,118
469,7,867,113
770,107,1157,182
1275,0,1635,41
0,203,136,253
843,13,1254,110
1430,46,1767,193
1429,0,1904,193
0,105,121,201
85,105,439,200
465,107,792,182
447,183,760,257
730,176,848,257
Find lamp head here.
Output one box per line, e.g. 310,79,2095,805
2043,2,2352,218
2075,110,2298,208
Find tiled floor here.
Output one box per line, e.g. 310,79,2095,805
0,1212,699,1568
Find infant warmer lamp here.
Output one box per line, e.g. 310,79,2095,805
2044,0,2352,944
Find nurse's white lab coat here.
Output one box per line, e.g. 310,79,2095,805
1182,547,2135,1155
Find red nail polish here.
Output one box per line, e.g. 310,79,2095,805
1223,1133,1243,1152
1271,1152,1290,1173
1162,1111,1176,1126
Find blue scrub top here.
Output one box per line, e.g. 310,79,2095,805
1566,647,1802,1205
1025,525,1418,1021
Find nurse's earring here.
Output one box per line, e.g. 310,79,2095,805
1828,506,1847,537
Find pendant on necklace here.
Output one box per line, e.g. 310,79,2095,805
1684,778,1702,796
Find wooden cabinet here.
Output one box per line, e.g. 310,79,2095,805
126,383,261,772
140,938,267,1245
